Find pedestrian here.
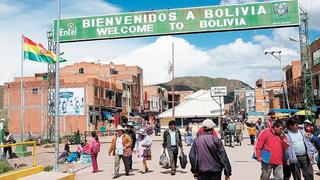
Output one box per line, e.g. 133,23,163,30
284,118,316,180
3,130,14,159
197,119,218,137
162,120,183,176
125,121,137,170
255,120,289,180
303,119,313,139
256,118,265,137
134,128,152,173
184,125,193,146
189,119,232,180
247,123,256,145
59,139,71,162
90,131,101,173
108,125,132,179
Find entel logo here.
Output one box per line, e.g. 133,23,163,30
60,23,77,36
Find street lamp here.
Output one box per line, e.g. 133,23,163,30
265,50,290,109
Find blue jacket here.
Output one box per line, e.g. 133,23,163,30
285,129,316,163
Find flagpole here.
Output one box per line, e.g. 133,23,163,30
54,0,61,171
21,35,24,142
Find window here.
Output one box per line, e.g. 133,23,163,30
94,86,99,97
313,49,320,65
79,68,84,74
32,88,39,94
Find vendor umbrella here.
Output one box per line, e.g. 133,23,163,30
294,110,314,116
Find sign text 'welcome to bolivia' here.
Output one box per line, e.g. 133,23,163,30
54,0,299,42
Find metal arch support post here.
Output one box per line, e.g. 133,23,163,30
47,27,56,142
299,7,315,123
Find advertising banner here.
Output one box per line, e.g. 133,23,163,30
53,0,299,42
59,88,85,116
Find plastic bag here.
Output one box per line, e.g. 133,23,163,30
159,152,169,168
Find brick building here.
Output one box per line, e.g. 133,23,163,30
3,62,143,136
143,85,168,114
255,79,283,114
311,38,320,105
167,90,194,109
284,60,303,108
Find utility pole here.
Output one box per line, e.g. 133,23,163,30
299,7,315,123
171,43,175,119
265,51,290,109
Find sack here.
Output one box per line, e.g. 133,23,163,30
159,153,170,168
123,148,132,157
179,152,188,169
143,148,152,160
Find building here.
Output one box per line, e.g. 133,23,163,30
284,60,303,108
255,79,283,114
311,38,320,105
3,62,143,136
233,89,255,114
167,90,194,109
143,85,168,114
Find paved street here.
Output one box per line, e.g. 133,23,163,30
74,132,320,180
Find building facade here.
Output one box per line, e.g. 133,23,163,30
284,60,303,108
311,38,320,105
143,85,168,114
255,79,283,114
3,62,143,136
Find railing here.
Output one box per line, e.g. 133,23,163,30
0,141,36,167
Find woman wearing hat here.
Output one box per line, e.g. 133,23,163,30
134,128,152,173
108,125,132,179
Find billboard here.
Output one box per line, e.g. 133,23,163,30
53,0,299,42
59,88,85,116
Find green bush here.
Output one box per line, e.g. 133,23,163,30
43,165,53,172
0,159,14,174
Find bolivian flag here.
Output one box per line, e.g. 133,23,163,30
23,35,66,64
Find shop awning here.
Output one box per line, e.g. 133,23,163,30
102,111,113,120
270,108,299,113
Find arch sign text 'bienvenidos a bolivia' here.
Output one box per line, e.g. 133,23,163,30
53,0,299,43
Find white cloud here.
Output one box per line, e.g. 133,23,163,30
0,0,125,84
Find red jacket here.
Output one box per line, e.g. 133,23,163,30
255,128,288,165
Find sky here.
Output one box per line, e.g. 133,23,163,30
0,0,320,87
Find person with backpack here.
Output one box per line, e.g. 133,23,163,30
90,131,101,173
162,120,183,176
189,119,232,180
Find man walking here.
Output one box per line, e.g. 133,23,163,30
256,118,265,137
162,120,183,176
285,118,316,180
125,121,136,170
189,119,232,180
108,125,132,179
255,120,289,180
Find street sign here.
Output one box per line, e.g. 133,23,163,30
53,0,299,42
210,86,227,96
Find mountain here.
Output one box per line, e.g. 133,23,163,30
158,76,253,104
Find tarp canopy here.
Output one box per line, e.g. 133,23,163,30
294,110,314,116
158,90,223,119
270,108,299,113
102,111,113,120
